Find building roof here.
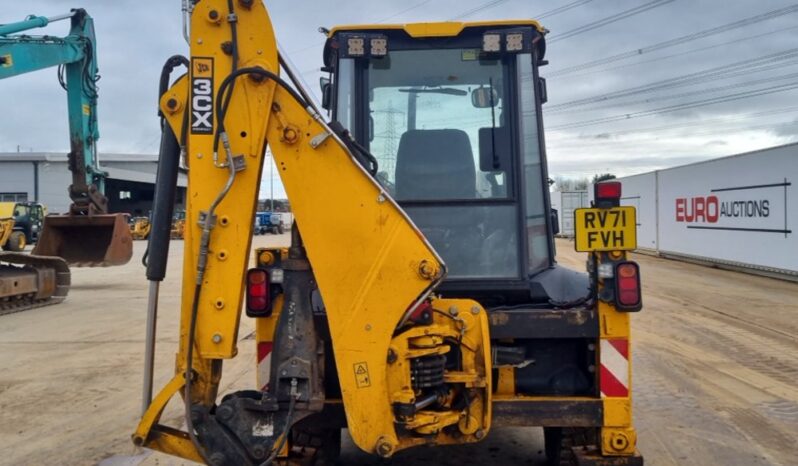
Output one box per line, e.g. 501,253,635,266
0,152,186,187
619,141,798,180
0,152,159,162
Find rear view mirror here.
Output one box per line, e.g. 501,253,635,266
472,86,499,108
320,77,332,110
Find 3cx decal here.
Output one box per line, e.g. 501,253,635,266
191,57,214,135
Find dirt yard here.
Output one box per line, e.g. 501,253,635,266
0,237,796,465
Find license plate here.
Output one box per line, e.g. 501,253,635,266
574,206,637,252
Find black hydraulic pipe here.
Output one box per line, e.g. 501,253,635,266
146,122,181,282
142,120,181,413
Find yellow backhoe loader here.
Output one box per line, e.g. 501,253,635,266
136,2,644,465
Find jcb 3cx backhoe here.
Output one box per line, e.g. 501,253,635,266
136,1,644,465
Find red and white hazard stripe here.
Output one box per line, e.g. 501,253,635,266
257,342,273,391
599,339,629,398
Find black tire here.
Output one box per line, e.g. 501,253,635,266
544,427,563,466
6,231,26,252
292,426,341,466
278,224,285,235
545,427,598,466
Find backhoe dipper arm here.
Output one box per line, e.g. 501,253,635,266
136,1,492,463
0,9,106,214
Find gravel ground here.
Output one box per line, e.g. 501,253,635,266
1,236,795,466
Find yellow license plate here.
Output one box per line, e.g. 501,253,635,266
574,206,637,252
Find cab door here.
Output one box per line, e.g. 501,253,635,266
29,204,43,242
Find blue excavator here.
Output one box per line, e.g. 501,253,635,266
0,9,132,313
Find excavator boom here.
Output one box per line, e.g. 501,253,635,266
0,9,132,267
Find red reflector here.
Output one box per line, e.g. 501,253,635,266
249,282,267,296
249,296,267,310
615,262,641,310
249,270,267,285
595,181,622,200
247,269,271,315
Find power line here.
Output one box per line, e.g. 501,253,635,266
379,0,434,23
289,0,435,54
547,69,798,115
549,81,798,130
549,4,798,76
546,48,798,111
548,0,676,44
536,0,595,20
452,0,595,23
563,105,798,138
550,25,798,81
549,120,798,152
450,0,511,20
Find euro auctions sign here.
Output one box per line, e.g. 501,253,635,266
674,180,791,236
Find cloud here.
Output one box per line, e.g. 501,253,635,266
2,0,797,192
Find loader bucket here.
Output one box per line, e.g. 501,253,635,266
32,214,133,267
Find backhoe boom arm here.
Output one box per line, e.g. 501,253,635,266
136,1,493,463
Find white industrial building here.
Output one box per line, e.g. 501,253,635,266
0,152,187,215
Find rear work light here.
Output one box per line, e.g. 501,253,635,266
246,268,272,317
615,261,642,311
594,181,622,208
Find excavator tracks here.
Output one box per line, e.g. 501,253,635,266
0,252,71,316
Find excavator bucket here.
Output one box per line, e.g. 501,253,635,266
32,214,133,267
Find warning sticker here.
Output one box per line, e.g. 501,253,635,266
353,362,371,388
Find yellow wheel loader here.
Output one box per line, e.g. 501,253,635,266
130,217,153,241
0,217,24,252
136,2,644,465
170,211,187,240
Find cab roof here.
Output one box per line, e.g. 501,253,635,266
328,20,545,38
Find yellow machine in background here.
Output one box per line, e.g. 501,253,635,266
129,217,152,240
0,218,18,251
135,1,644,465
170,211,186,240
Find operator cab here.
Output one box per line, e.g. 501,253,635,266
324,22,587,306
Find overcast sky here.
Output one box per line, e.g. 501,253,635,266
2,0,797,198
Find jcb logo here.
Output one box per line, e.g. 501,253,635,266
191,57,214,134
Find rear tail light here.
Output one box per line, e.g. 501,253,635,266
595,181,622,208
615,261,641,311
247,268,271,317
